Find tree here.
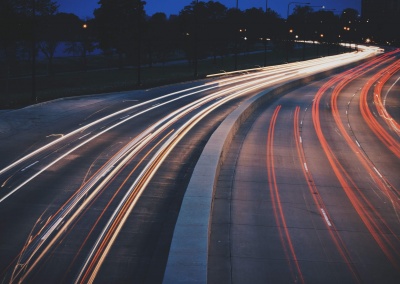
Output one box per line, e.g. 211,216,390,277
202,1,229,64
178,1,229,65
0,0,58,103
0,1,20,77
243,8,265,45
37,12,76,75
146,13,177,66
0,0,58,75
94,0,146,68
63,16,96,71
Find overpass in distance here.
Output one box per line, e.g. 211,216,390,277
0,45,399,283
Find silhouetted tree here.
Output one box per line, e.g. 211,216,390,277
94,0,146,68
178,1,229,65
243,8,265,45
146,13,176,66
202,1,229,64
0,0,58,75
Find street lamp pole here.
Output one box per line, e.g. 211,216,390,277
302,5,324,60
31,0,37,103
194,0,199,77
263,0,268,66
234,0,239,70
137,5,142,86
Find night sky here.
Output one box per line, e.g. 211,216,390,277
56,0,361,19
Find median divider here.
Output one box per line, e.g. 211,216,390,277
162,57,371,284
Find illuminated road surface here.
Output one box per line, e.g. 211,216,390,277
209,49,400,283
0,46,391,283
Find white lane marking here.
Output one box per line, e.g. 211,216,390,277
320,208,332,227
373,167,383,178
21,161,39,172
78,133,91,140
46,134,64,138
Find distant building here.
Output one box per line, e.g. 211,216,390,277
361,0,400,45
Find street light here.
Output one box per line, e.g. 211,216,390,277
264,0,268,66
286,2,310,62
234,0,239,70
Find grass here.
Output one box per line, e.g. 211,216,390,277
0,43,346,109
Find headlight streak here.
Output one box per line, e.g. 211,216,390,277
0,77,254,192
16,130,174,284
9,133,153,283
10,67,280,283
75,78,272,284
9,75,253,282
0,81,231,202
0,66,299,197
0,83,217,177
0,47,375,181
12,112,190,278
64,132,174,281
3,46,380,283
8,211,48,283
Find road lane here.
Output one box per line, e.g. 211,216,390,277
209,50,400,283
0,46,386,283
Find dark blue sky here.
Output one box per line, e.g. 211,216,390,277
57,0,361,19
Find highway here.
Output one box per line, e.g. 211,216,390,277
0,46,397,283
207,49,400,283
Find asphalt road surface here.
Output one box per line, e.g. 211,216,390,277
0,47,398,283
209,50,400,283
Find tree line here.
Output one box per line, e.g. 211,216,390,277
1,0,391,78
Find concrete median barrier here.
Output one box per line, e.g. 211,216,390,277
162,58,369,284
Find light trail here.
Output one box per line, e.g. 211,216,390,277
0,46,375,182
10,60,289,283
373,60,400,138
74,71,304,284
266,105,304,284
2,46,381,283
64,132,172,281
359,59,400,159
294,106,361,282
312,52,400,272
0,50,351,200
331,57,400,214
